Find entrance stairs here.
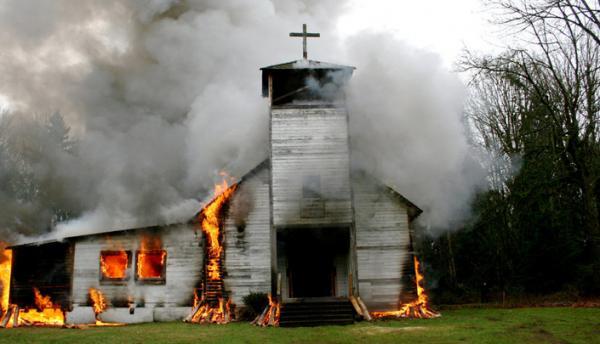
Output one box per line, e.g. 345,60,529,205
279,298,355,327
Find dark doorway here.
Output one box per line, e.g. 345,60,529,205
278,227,349,298
10,242,74,310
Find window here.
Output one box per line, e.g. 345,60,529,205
301,175,324,218
100,250,131,283
302,175,321,199
135,250,167,284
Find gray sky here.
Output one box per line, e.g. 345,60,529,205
339,0,498,67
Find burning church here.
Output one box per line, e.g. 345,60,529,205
0,25,435,327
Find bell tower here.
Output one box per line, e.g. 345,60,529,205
261,25,357,300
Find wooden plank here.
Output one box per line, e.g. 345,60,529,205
270,107,353,227
353,175,411,311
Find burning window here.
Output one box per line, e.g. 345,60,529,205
100,251,130,282
135,250,167,284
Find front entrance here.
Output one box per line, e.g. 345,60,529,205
277,227,349,299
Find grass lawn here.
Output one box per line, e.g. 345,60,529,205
0,307,598,344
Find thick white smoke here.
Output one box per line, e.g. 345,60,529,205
344,33,487,231
0,0,484,242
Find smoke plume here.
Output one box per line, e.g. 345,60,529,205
0,0,484,242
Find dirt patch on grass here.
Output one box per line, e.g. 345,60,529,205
533,328,568,344
354,326,427,335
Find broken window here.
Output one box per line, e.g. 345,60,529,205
100,250,130,283
135,250,167,284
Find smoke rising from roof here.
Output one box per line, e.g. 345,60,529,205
0,0,484,242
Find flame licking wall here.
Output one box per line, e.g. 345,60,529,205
189,178,237,324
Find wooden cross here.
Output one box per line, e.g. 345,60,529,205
289,24,320,60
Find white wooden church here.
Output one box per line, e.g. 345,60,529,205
6,25,422,326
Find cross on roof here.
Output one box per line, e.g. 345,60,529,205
289,24,320,60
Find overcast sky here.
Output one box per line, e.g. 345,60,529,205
339,0,499,67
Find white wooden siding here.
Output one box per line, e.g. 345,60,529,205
222,166,272,305
271,107,353,227
71,224,202,308
353,177,412,311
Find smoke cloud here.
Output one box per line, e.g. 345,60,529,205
345,33,487,232
0,0,484,243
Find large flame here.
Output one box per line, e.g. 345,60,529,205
0,249,12,315
17,288,65,326
191,298,232,324
100,251,128,280
372,256,440,319
201,177,236,282
188,175,237,324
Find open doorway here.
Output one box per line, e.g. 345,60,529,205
278,227,349,299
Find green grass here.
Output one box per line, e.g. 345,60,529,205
0,307,598,344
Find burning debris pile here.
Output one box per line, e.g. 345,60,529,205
372,256,440,319
0,288,65,327
252,294,280,327
186,176,237,324
0,247,119,328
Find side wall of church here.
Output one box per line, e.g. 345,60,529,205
70,224,202,315
352,176,413,311
222,166,272,305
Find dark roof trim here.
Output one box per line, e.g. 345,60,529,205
260,59,355,70
8,225,169,248
352,169,423,221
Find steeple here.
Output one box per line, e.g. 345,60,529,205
260,26,355,106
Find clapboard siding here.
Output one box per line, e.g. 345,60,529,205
271,107,353,227
71,224,202,308
223,166,271,305
353,176,412,311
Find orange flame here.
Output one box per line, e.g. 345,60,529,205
137,251,166,279
189,174,237,324
88,288,124,327
89,288,107,317
256,294,280,326
0,248,12,315
100,251,128,279
17,288,65,326
201,177,236,281
137,236,166,280
191,298,232,324
371,256,440,319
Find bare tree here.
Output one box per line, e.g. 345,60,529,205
464,0,600,283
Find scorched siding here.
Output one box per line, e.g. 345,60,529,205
222,166,272,305
271,106,353,227
352,177,412,311
71,224,202,308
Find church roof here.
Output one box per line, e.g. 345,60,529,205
11,160,422,247
260,59,355,71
